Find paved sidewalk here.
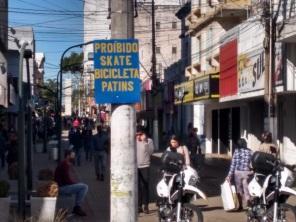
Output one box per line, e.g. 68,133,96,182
2,131,296,222
139,153,296,222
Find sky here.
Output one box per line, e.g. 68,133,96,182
9,0,84,80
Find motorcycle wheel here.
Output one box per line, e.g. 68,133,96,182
247,217,261,222
262,203,296,222
176,203,203,222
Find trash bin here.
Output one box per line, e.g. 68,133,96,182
51,147,58,161
48,140,58,160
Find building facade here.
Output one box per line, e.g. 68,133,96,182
34,52,45,96
0,0,8,112
8,27,35,90
172,0,296,166
83,0,111,117
7,26,35,127
63,78,72,116
135,1,183,144
175,0,251,154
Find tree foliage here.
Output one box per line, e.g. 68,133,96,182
62,52,83,73
39,79,57,108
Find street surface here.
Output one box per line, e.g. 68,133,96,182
1,131,295,221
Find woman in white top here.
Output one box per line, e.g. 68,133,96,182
166,135,191,166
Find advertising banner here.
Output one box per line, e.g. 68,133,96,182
193,74,219,101
174,80,194,105
238,20,265,93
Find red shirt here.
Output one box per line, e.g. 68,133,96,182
54,160,75,186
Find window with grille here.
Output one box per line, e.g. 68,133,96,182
156,22,160,30
156,47,161,54
172,21,177,29
172,47,177,54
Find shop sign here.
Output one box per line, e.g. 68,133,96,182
93,39,141,104
174,80,194,105
238,43,283,93
238,49,265,93
274,43,283,86
9,84,16,105
194,77,209,98
0,84,7,107
193,74,219,101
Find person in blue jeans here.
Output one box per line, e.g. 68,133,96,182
82,124,93,162
54,149,88,216
70,125,83,166
92,125,109,181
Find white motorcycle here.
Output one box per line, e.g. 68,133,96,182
156,151,207,222
247,151,296,222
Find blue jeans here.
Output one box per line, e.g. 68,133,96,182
73,147,81,166
59,183,88,206
94,151,107,177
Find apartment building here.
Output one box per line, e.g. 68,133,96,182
83,0,111,117
216,0,296,165
0,0,8,110
34,52,45,96
174,0,251,154
135,1,182,139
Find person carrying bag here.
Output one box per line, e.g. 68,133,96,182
223,138,253,211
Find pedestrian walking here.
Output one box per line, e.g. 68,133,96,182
187,127,200,155
258,131,279,156
70,123,83,166
92,125,108,181
0,125,7,168
225,138,253,210
166,135,191,166
68,127,74,146
136,129,154,214
187,127,202,169
54,149,88,216
82,124,93,162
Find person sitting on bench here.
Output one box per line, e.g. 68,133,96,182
55,149,88,216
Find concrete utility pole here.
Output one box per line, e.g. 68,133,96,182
110,0,137,222
151,0,159,150
264,0,275,134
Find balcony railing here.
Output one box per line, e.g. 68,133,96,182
187,0,250,35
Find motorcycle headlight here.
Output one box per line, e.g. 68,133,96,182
175,175,182,184
188,175,198,186
285,175,295,187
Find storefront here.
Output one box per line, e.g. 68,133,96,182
174,73,219,148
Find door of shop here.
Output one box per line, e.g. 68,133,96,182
212,107,240,155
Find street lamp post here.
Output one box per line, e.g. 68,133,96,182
24,51,33,192
17,40,29,220
57,41,94,162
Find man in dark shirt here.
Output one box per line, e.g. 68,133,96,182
92,125,109,181
70,126,83,166
55,150,88,216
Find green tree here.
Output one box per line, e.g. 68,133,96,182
38,79,57,109
62,52,83,73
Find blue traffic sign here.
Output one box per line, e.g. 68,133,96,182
93,39,141,104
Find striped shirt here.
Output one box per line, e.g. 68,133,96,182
228,148,252,178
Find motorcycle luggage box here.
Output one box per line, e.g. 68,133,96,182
160,151,184,174
251,151,276,175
